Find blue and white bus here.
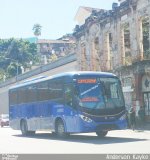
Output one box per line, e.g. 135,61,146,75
9,71,127,138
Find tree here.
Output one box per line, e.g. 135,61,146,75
0,69,6,82
49,53,58,62
6,39,37,68
32,23,42,38
7,62,21,78
0,38,38,78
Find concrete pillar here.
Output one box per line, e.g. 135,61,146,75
120,29,125,65
117,22,124,67
149,17,150,53
93,37,101,71
111,22,118,69
104,33,111,71
81,45,86,71
91,41,96,71
137,18,144,60
77,40,82,70
85,42,91,71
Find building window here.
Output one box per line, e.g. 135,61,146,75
26,85,37,103
9,90,18,105
142,16,150,59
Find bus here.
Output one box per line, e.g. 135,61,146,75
9,71,127,138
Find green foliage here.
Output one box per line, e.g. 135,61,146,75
32,23,42,37
49,53,58,62
0,69,6,82
7,62,21,78
0,38,38,79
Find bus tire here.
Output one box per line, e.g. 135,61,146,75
55,120,69,138
96,131,108,138
51,132,56,136
28,131,36,135
20,120,29,136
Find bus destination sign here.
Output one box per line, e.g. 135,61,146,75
77,79,96,84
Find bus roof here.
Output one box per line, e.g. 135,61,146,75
9,71,117,90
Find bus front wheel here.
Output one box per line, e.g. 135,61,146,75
55,120,69,138
96,130,108,138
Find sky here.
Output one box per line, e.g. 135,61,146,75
0,0,118,40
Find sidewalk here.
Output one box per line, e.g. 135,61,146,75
141,122,150,130
135,122,150,132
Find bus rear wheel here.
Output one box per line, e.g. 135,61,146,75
20,120,35,136
55,120,69,138
96,131,108,138
28,131,36,135
20,120,28,136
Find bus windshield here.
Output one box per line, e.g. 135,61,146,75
77,77,124,110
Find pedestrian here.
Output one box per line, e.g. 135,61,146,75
126,109,130,128
129,107,136,130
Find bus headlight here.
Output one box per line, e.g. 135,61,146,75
79,114,92,123
119,114,126,121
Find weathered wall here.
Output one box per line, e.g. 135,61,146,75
0,91,8,114
75,0,150,70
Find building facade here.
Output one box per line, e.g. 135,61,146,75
37,34,76,64
74,0,150,120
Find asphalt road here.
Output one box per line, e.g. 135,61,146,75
0,127,150,154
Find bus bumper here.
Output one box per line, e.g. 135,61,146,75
78,118,127,133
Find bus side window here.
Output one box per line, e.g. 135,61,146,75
9,90,18,106
26,85,37,103
37,82,48,102
64,84,73,107
18,87,27,104
48,80,63,102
